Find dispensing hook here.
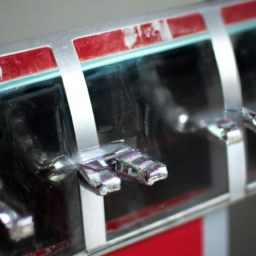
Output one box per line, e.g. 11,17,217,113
76,142,168,195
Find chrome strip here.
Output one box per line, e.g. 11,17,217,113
226,141,246,200
51,42,98,151
51,42,106,252
202,9,242,110
202,9,246,201
80,182,106,251
204,208,229,256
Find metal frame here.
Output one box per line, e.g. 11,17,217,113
203,208,229,256
202,8,246,201
226,18,256,195
0,0,253,255
52,44,106,252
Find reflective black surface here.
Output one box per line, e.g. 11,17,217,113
0,78,84,255
84,40,228,239
231,28,256,183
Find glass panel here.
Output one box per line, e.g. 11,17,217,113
0,78,84,255
231,28,256,184
84,40,228,240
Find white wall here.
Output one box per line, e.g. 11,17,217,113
0,0,204,44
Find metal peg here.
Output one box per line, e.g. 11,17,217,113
207,120,241,145
77,143,168,193
242,107,256,132
111,149,168,185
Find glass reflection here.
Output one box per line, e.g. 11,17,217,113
0,79,84,255
84,40,228,239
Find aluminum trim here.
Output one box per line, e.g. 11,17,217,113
204,208,229,256
202,9,242,110
202,9,246,201
51,42,98,150
51,42,106,252
80,182,106,252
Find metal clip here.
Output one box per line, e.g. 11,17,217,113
174,110,241,145
207,120,241,145
77,159,121,196
111,149,168,185
242,107,256,132
76,143,168,195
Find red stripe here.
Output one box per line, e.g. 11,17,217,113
26,240,70,256
0,47,57,83
105,219,203,256
73,30,128,62
222,1,256,25
74,14,207,62
167,13,206,38
106,187,207,231
74,23,162,62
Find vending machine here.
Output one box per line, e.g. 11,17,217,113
0,0,256,255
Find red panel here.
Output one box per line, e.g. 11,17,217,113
26,240,70,256
73,30,128,62
105,219,203,256
222,1,256,25
167,13,206,38
74,23,162,62
74,14,207,62
0,47,57,83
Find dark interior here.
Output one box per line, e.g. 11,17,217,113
0,79,83,256
84,40,228,239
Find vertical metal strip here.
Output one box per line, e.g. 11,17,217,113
51,41,106,252
51,42,98,150
202,9,246,201
79,184,106,251
203,208,229,256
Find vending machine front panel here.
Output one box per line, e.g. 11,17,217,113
74,13,229,241
0,1,253,255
